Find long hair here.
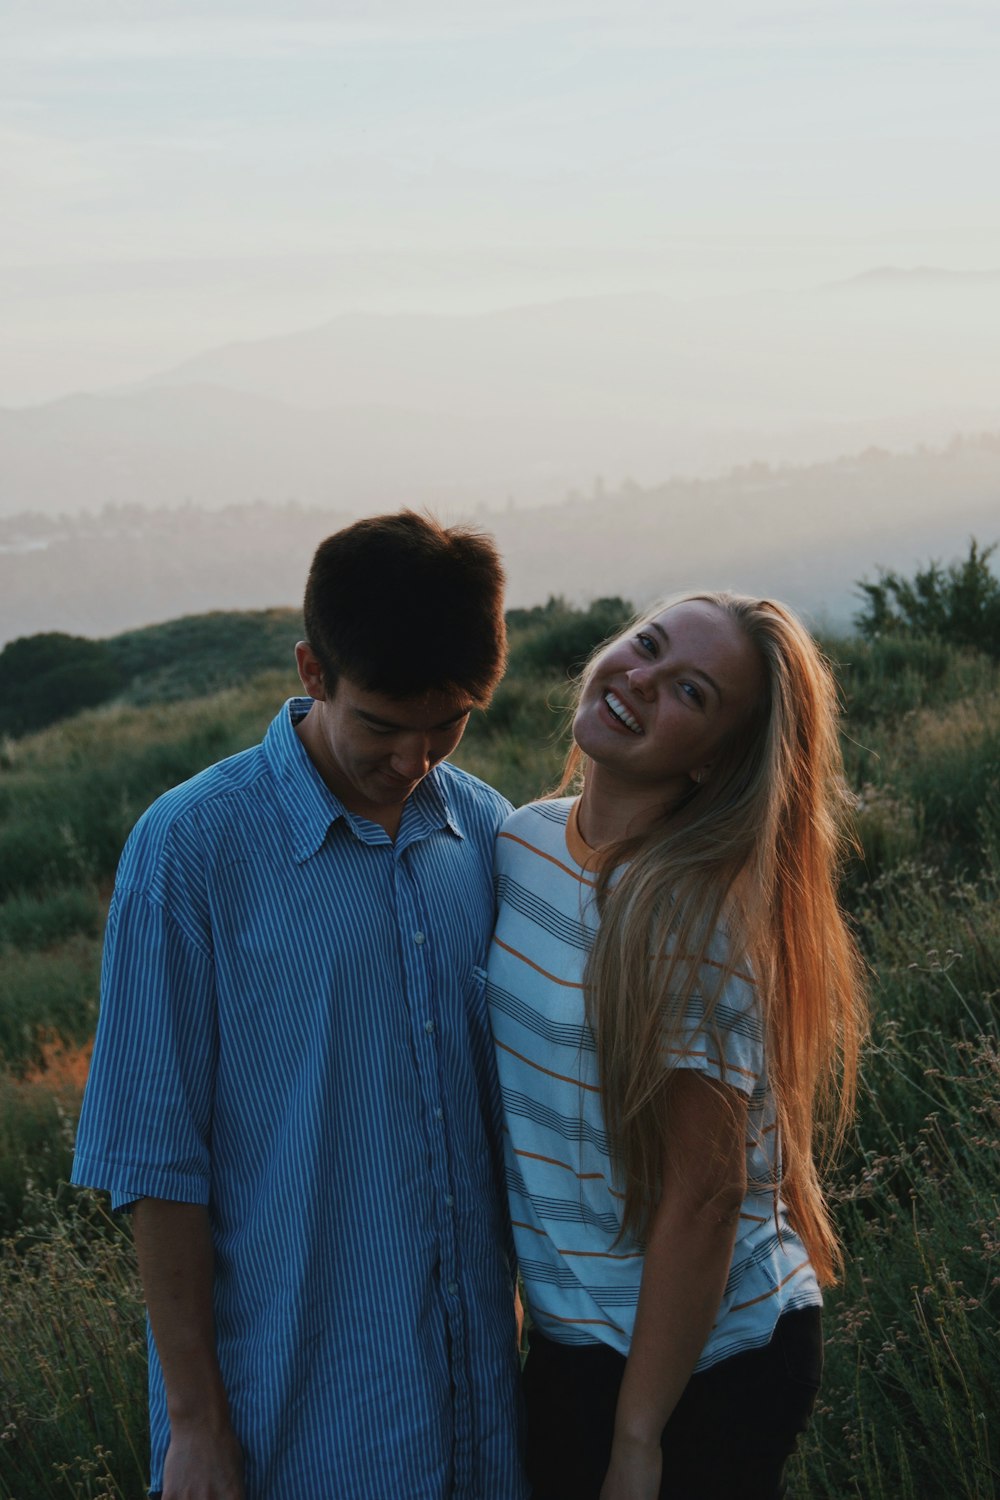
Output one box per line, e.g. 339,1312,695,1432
566,592,867,1284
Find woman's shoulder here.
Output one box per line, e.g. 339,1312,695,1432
499,796,573,836
496,797,575,863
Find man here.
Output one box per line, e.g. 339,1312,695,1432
72,512,526,1500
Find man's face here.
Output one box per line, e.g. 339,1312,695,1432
295,644,472,825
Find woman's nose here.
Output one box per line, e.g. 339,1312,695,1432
626,664,656,699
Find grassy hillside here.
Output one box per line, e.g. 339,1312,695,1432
1,601,998,1499
0,608,304,737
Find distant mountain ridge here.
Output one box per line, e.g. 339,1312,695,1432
2,272,999,520
2,435,998,646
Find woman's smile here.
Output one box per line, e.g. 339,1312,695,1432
603,690,643,735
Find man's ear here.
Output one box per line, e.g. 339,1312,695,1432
295,642,328,701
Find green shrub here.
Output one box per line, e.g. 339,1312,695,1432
826,633,996,730
854,537,1000,659
0,677,288,899
0,1075,78,1237
0,634,127,738
0,887,103,953
508,595,633,677
837,681,1000,884
110,607,302,705
0,940,101,1076
893,708,1000,875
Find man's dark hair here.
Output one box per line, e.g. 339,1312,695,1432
303,510,506,704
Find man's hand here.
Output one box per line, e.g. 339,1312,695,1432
162,1417,245,1500
599,1433,663,1500
133,1200,243,1500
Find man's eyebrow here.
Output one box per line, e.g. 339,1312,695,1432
354,706,472,731
647,621,722,701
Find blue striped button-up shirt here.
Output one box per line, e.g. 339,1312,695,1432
72,698,527,1500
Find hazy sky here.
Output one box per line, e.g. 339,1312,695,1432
3,0,999,405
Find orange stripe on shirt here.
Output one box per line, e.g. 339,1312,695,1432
558,1247,643,1261
497,830,598,887
513,1148,625,1198
510,1223,639,1263
656,952,757,987
664,1044,759,1082
515,1147,593,1176
495,1036,602,1092
492,934,585,990
730,1258,812,1312
533,1306,625,1333
512,1219,549,1236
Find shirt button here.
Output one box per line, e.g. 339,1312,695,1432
447,1281,458,1296
413,932,425,944
435,1107,444,1120
444,1194,455,1208
424,1019,435,1034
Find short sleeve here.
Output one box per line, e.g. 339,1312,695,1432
662,952,764,1098
71,884,217,1211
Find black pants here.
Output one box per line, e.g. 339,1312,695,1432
522,1306,822,1500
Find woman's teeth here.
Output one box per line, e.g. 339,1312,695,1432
604,692,642,734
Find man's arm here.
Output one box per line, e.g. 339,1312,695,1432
132,1199,245,1500
599,1071,748,1500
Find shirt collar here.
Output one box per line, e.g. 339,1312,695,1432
264,698,464,863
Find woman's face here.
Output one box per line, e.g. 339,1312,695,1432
573,599,765,802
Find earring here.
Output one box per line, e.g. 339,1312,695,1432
694,770,702,786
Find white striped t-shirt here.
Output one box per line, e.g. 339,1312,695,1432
486,797,821,1371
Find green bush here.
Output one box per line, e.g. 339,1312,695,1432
0,634,127,738
0,1075,78,1237
0,888,103,953
0,940,101,1076
854,537,1000,659
455,678,571,807
508,595,633,677
110,607,302,705
0,678,288,899
827,633,996,731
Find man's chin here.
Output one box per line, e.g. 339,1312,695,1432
373,773,419,801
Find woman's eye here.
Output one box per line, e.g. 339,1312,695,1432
680,681,703,705
635,632,656,655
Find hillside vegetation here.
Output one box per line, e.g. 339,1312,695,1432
1,580,998,1499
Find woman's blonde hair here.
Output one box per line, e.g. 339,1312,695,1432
565,592,867,1284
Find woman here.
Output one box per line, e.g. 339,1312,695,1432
487,593,866,1500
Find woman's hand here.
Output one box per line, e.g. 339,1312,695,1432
604,1072,748,1498
599,1433,663,1500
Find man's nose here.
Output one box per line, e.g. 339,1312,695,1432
391,737,432,779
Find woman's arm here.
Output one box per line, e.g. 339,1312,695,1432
600,1071,748,1500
